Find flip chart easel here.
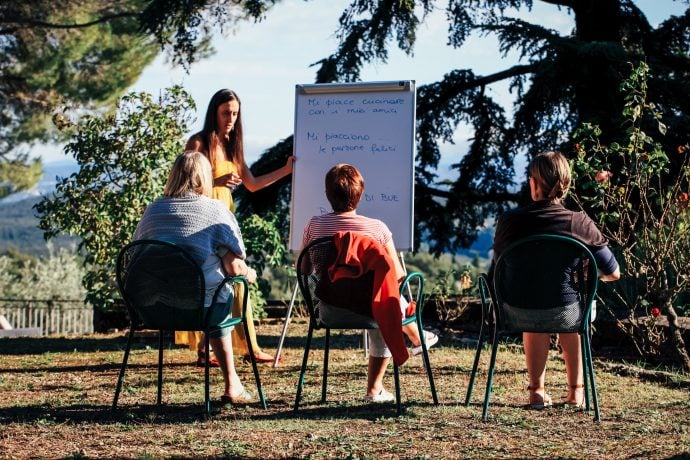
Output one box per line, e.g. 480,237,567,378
274,80,416,366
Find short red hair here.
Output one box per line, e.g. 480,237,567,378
325,164,364,212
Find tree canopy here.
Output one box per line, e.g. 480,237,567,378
0,0,278,188
248,0,690,254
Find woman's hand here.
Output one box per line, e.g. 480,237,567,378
284,156,295,174
214,173,242,190
244,267,257,284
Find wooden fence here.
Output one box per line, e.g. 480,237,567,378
0,299,93,335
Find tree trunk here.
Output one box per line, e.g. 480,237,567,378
662,297,690,372
660,276,690,372
571,0,627,141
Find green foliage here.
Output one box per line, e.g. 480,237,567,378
264,0,690,255
239,212,288,319
426,265,476,326
0,247,86,300
138,0,279,69
34,87,195,309
1,1,160,164
0,1,279,190
571,62,690,369
0,156,42,197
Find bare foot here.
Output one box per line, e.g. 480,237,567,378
566,384,585,407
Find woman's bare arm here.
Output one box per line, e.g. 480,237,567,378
239,156,294,192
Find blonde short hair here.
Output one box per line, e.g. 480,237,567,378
163,151,213,198
528,151,572,201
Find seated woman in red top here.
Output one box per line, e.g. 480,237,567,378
300,164,438,403
490,151,620,409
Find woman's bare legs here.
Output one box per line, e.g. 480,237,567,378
523,332,551,406
366,356,390,397
559,333,584,404
209,335,244,397
402,323,422,347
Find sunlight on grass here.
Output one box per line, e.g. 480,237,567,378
0,320,688,458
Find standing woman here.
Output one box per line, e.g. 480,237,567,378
182,88,294,363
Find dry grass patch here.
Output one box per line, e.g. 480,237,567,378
1,319,688,459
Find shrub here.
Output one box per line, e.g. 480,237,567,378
571,62,690,371
34,87,194,309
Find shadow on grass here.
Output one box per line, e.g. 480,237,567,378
0,335,161,355
262,400,441,421
0,331,373,356
0,403,217,425
0,398,444,426
0,362,194,374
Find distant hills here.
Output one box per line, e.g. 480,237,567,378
0,161,79,255
0,160,493,257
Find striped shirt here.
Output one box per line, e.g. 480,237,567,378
301,212,393,247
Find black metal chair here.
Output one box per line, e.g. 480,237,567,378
464,234,601,421
294,234,438,415
112,239,266,417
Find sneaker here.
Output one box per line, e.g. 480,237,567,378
364,389,395,403
411,331,439,356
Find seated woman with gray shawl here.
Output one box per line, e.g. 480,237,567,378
133,151,256,405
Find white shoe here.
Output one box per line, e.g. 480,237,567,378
364,389,395,403
411,331,439,356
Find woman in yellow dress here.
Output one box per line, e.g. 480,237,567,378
181,88,294,364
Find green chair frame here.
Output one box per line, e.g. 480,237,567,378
464,234,601,421
112,239,266,417
294,235,438,416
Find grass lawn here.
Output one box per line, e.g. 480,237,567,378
1,318,688,459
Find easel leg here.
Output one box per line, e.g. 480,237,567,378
274,281,300,368
363,330,369,357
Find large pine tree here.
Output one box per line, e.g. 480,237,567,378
0,0,277,189
244,0,690,253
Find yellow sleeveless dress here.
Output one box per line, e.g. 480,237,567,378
211,160,237,213
174,160,262,356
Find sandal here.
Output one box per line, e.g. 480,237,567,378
196,350,220,368
564,384,585,408
220,387,253,406
527,385,553,410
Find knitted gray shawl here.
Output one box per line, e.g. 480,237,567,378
133,194,245,265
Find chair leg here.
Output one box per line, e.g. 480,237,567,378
243,319,267,409
112,326,136,410
584,327,601,422
465,319,487,406
157,330,164,406
418,318,438,405
322,329,331,403
294,320,315,411
482,332,500,421
394,362,402,416
204,333,211,418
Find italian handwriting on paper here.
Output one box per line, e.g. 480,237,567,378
304,95,404,156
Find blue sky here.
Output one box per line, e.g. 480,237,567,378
35,0,686,170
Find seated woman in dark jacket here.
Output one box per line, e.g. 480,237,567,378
490,151,620,409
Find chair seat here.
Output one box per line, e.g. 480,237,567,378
464,234,601,422
216,316,243,329
294,234,438,415
112,239,266,417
